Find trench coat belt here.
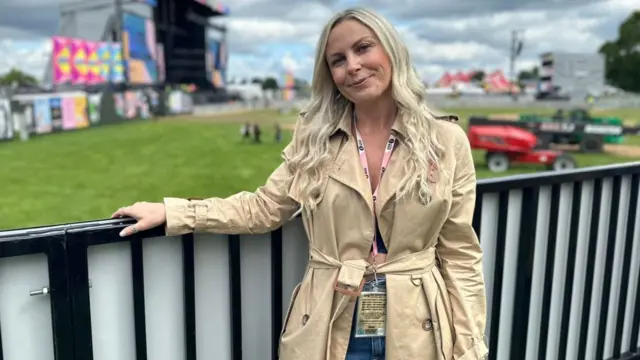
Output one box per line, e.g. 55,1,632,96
306,246,457,359
307,246,439,296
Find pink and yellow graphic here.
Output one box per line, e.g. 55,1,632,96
73,96,89,128
86,42,101,84
52,36,125,85
61,97,77,129
71,39,89,84
52,37,72,84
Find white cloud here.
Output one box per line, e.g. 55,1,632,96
0,38,51,80
0,0,634,86
281,53,300,73
221,0,634,84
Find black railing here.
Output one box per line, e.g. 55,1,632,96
1,162,640,360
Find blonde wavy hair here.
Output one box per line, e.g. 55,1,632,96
287,7,446,211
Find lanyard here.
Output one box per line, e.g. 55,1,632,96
353,119,397,261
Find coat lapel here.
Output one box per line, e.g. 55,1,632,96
375,137,407,216
326,106,375,215
374,112,410,217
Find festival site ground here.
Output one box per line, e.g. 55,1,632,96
2,106,639,229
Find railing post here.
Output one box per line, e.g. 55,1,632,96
557,181,583,359
488,191,509,360
182,234,197,360
228,235,243,360
509,187,540,359
577,178,604,359
270,228,284,360
614,174,639,357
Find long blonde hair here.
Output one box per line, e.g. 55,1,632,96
286,7,446,211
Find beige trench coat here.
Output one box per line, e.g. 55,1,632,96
164,105,489,360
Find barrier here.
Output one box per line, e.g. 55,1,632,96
422,94,640,109
0,88,194,144
1,162,639,360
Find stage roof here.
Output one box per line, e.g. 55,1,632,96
192,0,230,17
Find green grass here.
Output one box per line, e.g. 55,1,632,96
1,107,638,230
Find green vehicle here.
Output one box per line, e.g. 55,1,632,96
519,107,625,149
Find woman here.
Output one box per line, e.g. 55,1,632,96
112,7,488,360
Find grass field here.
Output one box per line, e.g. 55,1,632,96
1,107,639,230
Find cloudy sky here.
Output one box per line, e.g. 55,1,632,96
0,0,636,84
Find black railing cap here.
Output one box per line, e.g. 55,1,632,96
0,218,139,241
477,161,640,193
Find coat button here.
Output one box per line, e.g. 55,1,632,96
302,314,309,325
422,319,433,331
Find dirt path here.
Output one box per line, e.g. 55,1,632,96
159,109,298,125
603,144,640,157
487,113,521,121
552,143,640,158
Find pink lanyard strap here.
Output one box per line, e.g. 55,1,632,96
354,122,396,258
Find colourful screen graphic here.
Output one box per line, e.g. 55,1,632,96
216,40,228,72
33,98,52,134
206,40,219,86
52,37,124,85
122,12,158,84
85,41,100,84
206,39,228,88
156,44,165,82
52,37,72,84
71,39,89,84
99,42,125,83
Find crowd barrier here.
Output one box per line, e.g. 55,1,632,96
0,162,639,360
0,88,194,143
423,94,640,109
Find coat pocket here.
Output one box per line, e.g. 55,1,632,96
278,274,329,360
278,283,301,357
457,335,489,360
418,273,454,360
281,283,302,338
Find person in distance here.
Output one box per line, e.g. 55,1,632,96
112,7,488,360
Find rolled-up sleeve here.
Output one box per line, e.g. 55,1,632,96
436,125,488,359
164,143,300,236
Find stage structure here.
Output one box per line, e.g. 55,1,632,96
45,0,230,93
154,0,230,90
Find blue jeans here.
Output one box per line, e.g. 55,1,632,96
346,277,387,360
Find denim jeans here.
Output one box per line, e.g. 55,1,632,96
346,277,387,360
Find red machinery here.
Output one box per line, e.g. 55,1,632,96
468,124,577,172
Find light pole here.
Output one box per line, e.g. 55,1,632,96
510,29,525,97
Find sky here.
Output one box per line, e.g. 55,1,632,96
0,0,636,85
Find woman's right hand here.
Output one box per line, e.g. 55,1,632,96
111,202,167,237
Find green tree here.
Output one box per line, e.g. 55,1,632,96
294,77,311,97
0,68,38,86
262,77,279,90
598,11,640,92
517,67,539,81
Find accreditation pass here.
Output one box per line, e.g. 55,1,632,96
354,290,387,337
